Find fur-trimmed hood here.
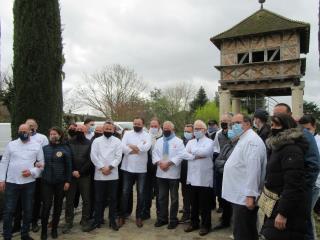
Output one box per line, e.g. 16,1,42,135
266,128,307,151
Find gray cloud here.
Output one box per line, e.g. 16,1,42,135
1,0,319,110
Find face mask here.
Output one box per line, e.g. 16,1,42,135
30,128,36,136
76,131,85,140
88,126,95,134
194,130,204,140
163,130,172,138
68,129,76,137
133,126,143,133
149,127,158,135
208,127,218,133
221,122,228,130
227,130,236,139
50,136,60,144
104,132,113,138
232,123,244,137
271,128,283,136
18,132,29,141
94,133,103,138
184,132,193,140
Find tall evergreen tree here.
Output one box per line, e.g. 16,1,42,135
189,86,209,113
11,0,64,137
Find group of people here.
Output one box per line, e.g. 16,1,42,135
0,102,319,240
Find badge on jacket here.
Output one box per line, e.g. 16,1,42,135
56,151,63,157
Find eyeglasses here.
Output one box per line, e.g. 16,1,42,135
230,121,242,126
194,128,204,131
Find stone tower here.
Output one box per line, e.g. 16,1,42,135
210,7,310,118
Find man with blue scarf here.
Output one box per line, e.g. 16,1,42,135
152,121,186,229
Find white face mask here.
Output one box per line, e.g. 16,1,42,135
149,127,158,135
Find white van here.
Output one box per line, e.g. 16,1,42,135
0,123,12,156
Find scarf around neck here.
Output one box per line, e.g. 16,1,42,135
163,133,175,157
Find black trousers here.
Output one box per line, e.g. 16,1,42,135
232,203,258,240
65,175,91,225
157,178,179,223
32,178,42,224
180,160,190,218
94,180,118,224
116,169,133,217
41,181,65,230
189,185,212,229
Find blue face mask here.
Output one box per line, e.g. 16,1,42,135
184,132,193,140
227,130,236,139
88,126,95,134
232,123,244,137
194,130,204,140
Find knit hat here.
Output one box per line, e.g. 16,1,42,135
254,109,269,122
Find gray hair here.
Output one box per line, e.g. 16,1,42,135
163,121,175,130
194,120,207,130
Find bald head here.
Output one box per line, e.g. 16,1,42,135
76,125,87,133
273,103,292,116
19,124,30,133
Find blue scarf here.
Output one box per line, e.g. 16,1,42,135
163,133,175,157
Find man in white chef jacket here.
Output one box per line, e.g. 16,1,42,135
222,114,267,240
183,120,214,236
87,121,122,231
152,121,185,229
0,124,44,240
119,117,152,228
25,118,49,232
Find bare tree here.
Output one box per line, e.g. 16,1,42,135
78,64,146,119
63,88,83,114
164,82,196,115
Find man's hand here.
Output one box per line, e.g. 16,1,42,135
35,162,44,168
274,213,287,230
245,196,255,210
72,171,80,178
0,182,5,192
22,170,31,178
64,182,70,191
128,144,140,154
159,161,172,172
195,155,205,160
101,166,112,176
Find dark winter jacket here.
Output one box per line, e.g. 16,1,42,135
257,124,271,143
69,138,92,177
42,143,72,184
302,128,320,188
261,128,308,240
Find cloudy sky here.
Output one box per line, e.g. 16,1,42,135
0,0,319,112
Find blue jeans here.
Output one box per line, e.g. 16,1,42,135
305,175,319,240
121,171,146,219
3,182,35,239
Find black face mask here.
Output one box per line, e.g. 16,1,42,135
133,126,143,133
94,133,103,138
18,132,29,141
163,130,172,137
76,131,85,141
271,128,283,136
104,132,113,138
221,122,228,130
68,129,77,137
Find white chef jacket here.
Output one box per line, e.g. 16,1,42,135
152,136,186,179
90,135,122,181
0,139,44,184
222,129,267,206
184,136,214,187
31,132,49,147
213,129,223,153
121,130,152,173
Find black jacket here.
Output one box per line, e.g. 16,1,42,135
69,138,92,177
257,124,271,143
261,128,308,240
42,143,72,184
